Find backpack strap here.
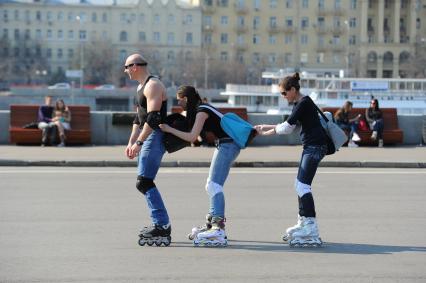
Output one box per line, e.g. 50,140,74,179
310,99,329,123
198,104,224,119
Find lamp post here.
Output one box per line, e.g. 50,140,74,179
76,15,84,90
344,20,350,77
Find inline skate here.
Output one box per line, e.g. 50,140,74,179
138,223,171,247
284,217,323,248
188,214,212,240
193,216,227,247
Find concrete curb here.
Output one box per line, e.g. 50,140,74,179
0,159,425,168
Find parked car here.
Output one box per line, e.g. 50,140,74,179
48,82,71,89
94,84,115,90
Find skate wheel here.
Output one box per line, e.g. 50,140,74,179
163,236,171,247
138,238,146,246
147,239,154,246
282,234,289,242
155,238,162,246
188,233,195,240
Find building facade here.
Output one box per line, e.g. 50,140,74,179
197,0,425,78
1,0,425,85
0,0,201,84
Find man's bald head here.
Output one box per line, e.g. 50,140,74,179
125,54,148,66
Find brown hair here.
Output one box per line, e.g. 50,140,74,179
278,72,301,92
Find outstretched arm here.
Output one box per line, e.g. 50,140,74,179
159,112,208,143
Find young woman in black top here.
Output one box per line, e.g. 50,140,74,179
255,73,326,247
366,98,384,147
160,86,240,247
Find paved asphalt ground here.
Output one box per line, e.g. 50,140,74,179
1,166,425,282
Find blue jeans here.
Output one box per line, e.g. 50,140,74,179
337,122,358,139
137,129,168,226
297,145,327,217
371,119,384,139
207,141,240,218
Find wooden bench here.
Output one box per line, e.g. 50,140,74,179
322,107,403,145
171,106,249,121
9,104,91,145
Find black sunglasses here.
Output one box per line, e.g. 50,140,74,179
124,62,147,69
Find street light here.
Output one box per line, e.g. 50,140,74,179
76,15,84,89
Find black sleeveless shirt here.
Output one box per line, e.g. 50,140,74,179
133,75,167,129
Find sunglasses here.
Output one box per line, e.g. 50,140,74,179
124,62,147,69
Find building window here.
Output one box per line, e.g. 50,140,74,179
301,17,309,29
317,53,324,63
286,0,293,8
269,17,277,28
139,32,146,42
154,14,160,24
36,29,41,39
47,11,52,21
349,17,356,28
335,0,341,8
14,47,19,57
269,0,277,8
220,51,228,61
349,35,356,45
58,30,63,39
47,30,52,39
168,14,175,24
221,16,228,25
153,32,160,43
286,17,293,27
68,12,73,21
218,0,229,7
220,33,228,44
269,35,276,44
333,54,340,64
25,10,30,21
185,14,193,25
24,29,30,40
301,34,308,45
102,13,107,23
57,48,63,59
318,0,325,9
14,10,19,21
47,48,52,58
268,53,276,64
68,30,74,39
253,0,260,10
253,16,260,29
185,32,193,44
204,34,212,44
350,0,357,9
252,52,260,64
253,34,260,44
302,0,309,8
36,11,41,21
120,31,127,42
167,51,175,61
119,50,127,62
14,29,20,40
57,12,64,21
284,34,292,44
68,49,74,58
92,13,97,23
79,30,87,41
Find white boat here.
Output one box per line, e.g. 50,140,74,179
221,70,426,115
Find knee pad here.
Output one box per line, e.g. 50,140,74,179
205,179,223,197
136,176,155,195
294,179,311,198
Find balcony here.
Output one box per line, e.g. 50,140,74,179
315,26,329,34
202,5,216,14
202,24,215,32
331,45,346,52
283,26,296,33
235,25,248,33
268,25,282,34
234,42,248,51
234,4,249,14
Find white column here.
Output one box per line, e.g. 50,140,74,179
360,0,368,43
409,0,417,44
377,55,383,78
394,0,400,43
378,0,384,43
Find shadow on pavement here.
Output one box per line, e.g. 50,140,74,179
171,240,426,254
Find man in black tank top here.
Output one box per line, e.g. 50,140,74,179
123,54,171,247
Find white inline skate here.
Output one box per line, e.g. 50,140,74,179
284,216,323,248
193,217,227,247
188,214,212,240
282,215,303,242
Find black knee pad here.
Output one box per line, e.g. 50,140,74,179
136,176,155,195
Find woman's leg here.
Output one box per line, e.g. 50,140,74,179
206,142,240,219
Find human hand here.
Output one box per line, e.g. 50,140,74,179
158,124,171,133
125,143,134,159
128,143,142,159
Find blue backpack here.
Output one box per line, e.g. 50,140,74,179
199,105,257,149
